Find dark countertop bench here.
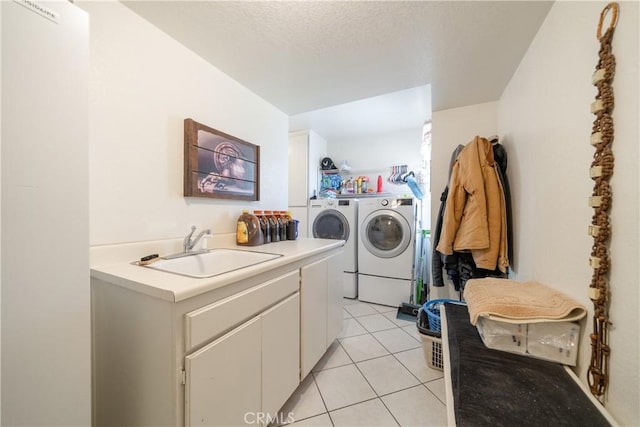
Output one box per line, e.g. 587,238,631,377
442,303,616,426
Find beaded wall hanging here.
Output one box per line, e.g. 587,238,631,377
587,2,619,401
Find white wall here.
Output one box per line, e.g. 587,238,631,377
79,1,288,247
1,1,90,425
431,102,499,229
499,1,639,424
327,127,424,197
0,0,3,419
430,102,498,299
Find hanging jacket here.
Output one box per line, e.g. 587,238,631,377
492,142,513,267
432,144,464,287
436,136,509,273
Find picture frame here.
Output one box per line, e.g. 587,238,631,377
184,118,260,201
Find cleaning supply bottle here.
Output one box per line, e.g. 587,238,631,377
377,175,383,193
346,178,354,194
236,210,264,246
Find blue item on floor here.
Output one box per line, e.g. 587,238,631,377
423,299,466,332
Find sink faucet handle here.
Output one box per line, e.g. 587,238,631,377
183,225,197,252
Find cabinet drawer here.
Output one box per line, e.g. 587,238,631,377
185,270,299,351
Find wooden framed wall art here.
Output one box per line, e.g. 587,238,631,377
184,118,260,201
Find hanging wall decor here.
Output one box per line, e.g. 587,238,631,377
586,2,618,401
184,118,260,201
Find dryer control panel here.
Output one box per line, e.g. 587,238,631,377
376,197,413,208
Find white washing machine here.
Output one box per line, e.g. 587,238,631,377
309,198,358,298
358,197,416,307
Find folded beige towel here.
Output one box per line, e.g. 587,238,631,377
464,278,587,325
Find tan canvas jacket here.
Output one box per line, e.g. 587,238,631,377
436,136,508,272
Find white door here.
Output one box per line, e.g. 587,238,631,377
185,317,261,426
262,293,301,416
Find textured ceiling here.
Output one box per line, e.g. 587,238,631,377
122,1,552,139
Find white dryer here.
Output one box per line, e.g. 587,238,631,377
358,197,416,307
309,198,358,298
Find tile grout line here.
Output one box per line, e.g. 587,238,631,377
350,303,449,414
279,300,443,426
312,301,443,424
341,332,410,426
309,370,333,425
389,349,430,387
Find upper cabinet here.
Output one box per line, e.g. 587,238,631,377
288,130,327,206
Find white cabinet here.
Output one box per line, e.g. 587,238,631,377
262,294,300,417
300,258,328,377
327,253,344,344
92,245,343,427
300,252,344,377
185,316,262,426
288,130,327,206
185,292,300,426
288,130,328,239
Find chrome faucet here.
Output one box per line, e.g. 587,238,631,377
183,226,211,253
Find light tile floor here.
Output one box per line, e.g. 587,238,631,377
275,299,447,427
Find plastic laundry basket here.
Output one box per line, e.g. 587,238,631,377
417,307,443,371
423,298,466,332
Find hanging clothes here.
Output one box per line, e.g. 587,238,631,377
431,144,464,288
433,135,510,291
491,139,514,266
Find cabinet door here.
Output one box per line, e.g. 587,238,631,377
288,130,327,206
185,316,261,426
262,293,300,416
288,132,309,206
326,252,345,345
306,130,327,199
300,258,328,378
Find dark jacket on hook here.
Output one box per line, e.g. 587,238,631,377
432,145,464,287
492,142,513,265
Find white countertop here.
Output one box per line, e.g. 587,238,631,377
90,238,344,302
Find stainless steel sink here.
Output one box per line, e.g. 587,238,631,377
142,249,283,278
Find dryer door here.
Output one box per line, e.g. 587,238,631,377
312,209,350,241
361,210,411,258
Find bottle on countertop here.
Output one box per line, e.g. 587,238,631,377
284,211,293,225
283,211,294,240
236,210,264,246
277,211,288,241
265,210,280,242
346,178,354,194
254,210,270,244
